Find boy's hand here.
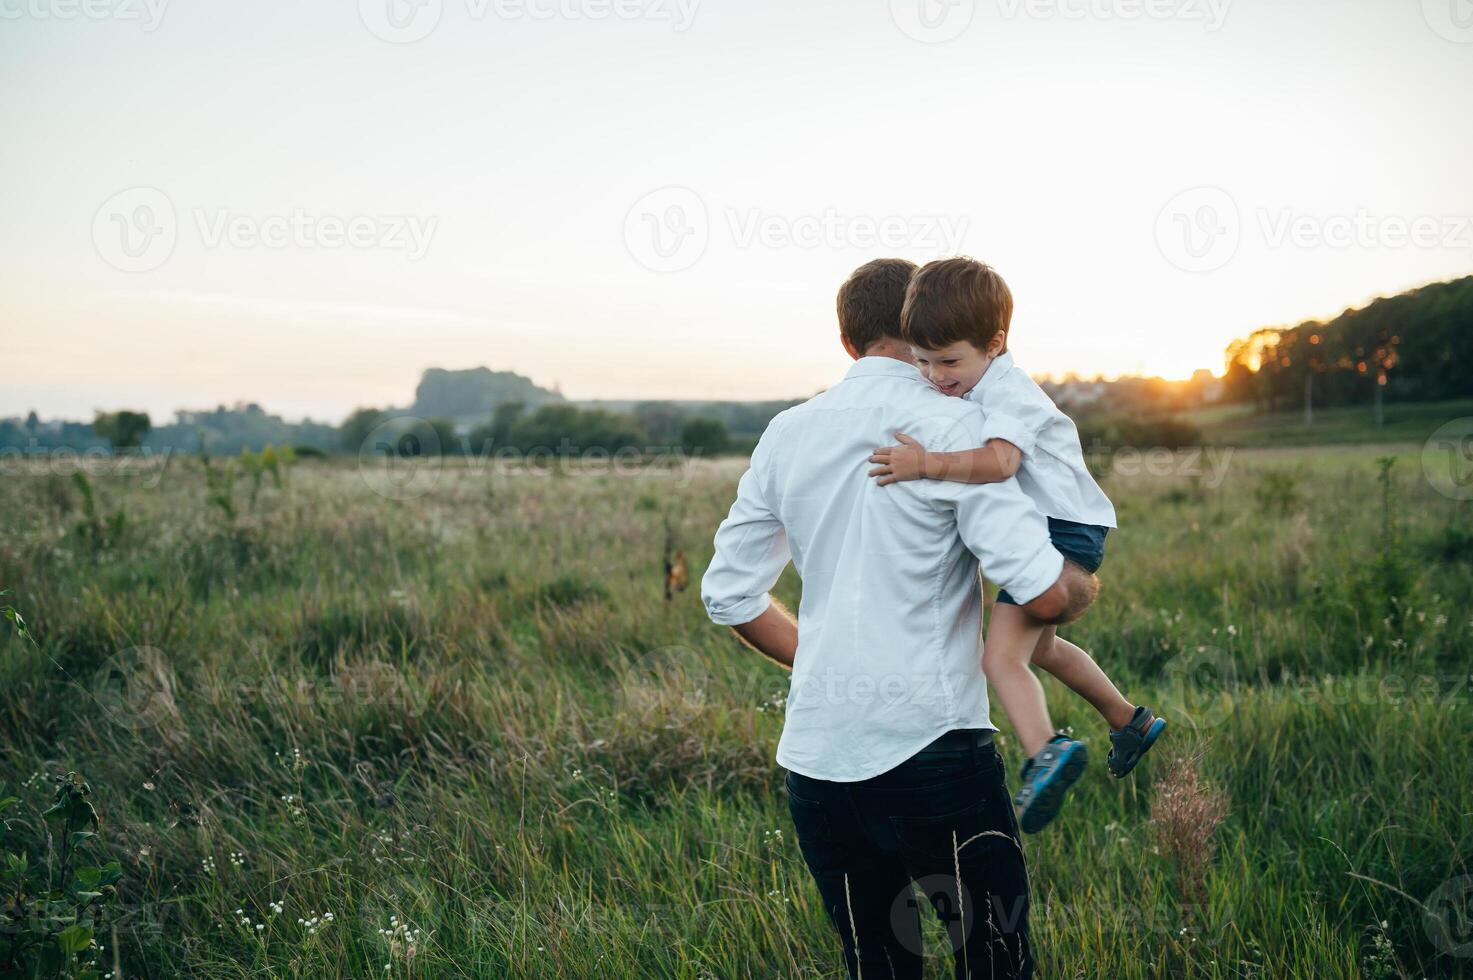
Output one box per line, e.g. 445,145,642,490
868,432,930,486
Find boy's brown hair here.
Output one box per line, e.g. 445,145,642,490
836,258,918,354
900,257,1013,352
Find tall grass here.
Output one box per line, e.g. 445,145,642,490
0,447,1469,977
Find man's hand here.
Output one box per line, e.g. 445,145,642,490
868,433,931,486
1020,561,1099,625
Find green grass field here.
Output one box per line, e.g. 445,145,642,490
1188,398,1473,448
2,444,1472,978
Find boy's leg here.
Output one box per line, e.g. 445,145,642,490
982,604,1056,758
1030,631,1136,732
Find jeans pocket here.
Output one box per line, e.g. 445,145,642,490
785,772,834,847
888,779,1016,866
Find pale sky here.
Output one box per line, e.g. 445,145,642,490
3,0,1471,423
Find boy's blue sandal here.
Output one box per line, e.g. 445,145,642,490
1012,734,1089,834
1106,706,1166,778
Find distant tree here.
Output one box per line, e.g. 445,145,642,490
92,410,151,450
680,417,729,456
340,407,387,452
490,401,526,448
508,404,649,456
428,417,458,455
24,410,39,435
634,402,683,444
1220,275,1472,412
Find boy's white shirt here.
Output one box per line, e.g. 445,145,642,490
963,352,1118,528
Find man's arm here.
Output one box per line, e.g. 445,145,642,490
1017,560,1098,625
700,427,796,662
728,595,797,671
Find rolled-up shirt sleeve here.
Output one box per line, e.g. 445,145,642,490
700,432,791,626
921,414,1063,606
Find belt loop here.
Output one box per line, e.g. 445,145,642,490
969,730,979,767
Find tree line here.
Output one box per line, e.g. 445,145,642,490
1221,275,1473,417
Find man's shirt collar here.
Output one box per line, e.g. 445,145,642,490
843,355,927,383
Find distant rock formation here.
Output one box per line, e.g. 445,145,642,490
411,367,564,419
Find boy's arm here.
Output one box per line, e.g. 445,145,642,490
868,433,1021,486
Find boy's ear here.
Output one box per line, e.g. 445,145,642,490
991,331,1008,356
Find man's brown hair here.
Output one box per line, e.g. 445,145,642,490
900,257,1014,352
836,258,918,354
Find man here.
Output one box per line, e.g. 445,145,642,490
700,258,1098,979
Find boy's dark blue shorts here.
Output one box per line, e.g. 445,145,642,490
995,517,1110,606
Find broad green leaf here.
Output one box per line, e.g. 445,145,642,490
56,922,93,955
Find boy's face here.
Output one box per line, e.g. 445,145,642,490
910,337,1002,398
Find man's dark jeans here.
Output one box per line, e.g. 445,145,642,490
784,730,1033,979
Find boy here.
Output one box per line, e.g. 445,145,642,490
866,257,1165,833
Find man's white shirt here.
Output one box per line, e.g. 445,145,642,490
700,356,1064,782
965,352,1117,528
